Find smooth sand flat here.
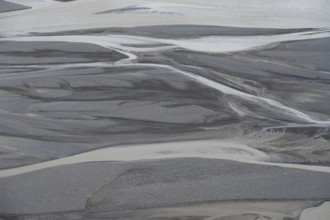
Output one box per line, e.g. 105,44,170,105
1,158,330,214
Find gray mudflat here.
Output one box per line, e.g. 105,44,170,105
1,2,330,220
1,36,330,169
0,41,127,65
1,158,330,215
0,0,30,13
34,25,314,39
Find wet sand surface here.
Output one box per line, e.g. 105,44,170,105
1,35,330,167
1,0,330,219
34,25,315,38
1,159,330,215
0,0,30,13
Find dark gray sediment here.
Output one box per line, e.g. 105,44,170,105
0,158,329,215
1,5,330,218
0,41,127,65
0,33,330,168
0,0,30,13
33,25,316,39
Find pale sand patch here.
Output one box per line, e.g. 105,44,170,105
300,202,330,220
1,0,330,34
1,138,330,178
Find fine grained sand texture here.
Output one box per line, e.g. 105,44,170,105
0,0,330,219
2,158,330,214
